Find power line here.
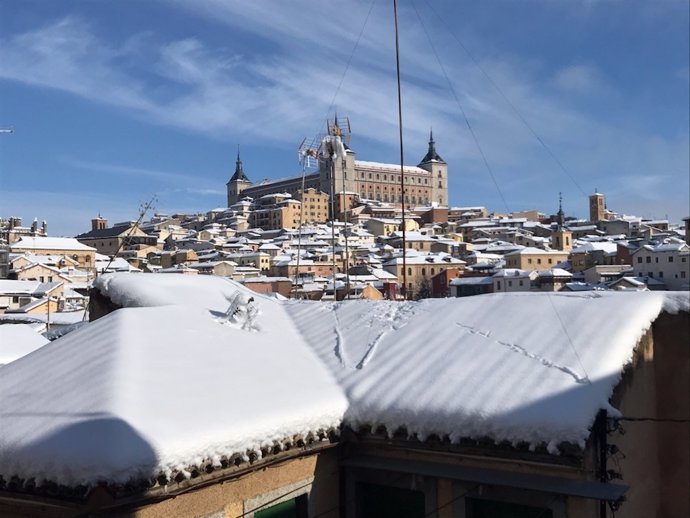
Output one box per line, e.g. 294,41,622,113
411,0,510,213
545,292,591,385
422,0,587,197
321,0,378,126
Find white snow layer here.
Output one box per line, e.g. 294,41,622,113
0,273,687,486
0,324,50,366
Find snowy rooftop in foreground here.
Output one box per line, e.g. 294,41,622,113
0,273,687,487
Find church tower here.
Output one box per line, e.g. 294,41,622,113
418,130,448,206
551,193,572,251
226,150,252,207
589,190,605,222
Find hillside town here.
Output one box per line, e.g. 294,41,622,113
2,150,688,317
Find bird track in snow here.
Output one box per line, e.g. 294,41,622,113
456,322,589,384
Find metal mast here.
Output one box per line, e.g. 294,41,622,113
393,0,407,299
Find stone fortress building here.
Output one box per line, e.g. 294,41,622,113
226,127,449,211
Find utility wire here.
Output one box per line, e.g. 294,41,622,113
322,0,377,125
422,0,587,197
545,292,591,384
425,484,479,517
234,480,313,518
411,0,510,213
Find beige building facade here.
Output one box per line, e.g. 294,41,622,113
504,248,569,271
10,237,96,271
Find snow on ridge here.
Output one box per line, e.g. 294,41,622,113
93,272,270,312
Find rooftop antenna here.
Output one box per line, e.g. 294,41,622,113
322,115,351,300
327,115,353,298
102,195,157,275
295,135,321,296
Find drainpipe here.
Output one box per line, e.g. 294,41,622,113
594,409,608,518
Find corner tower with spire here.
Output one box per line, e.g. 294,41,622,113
417,130,448,206
226,149,252,206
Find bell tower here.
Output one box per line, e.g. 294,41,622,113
226,150,252,206
418,130,448,206
589,190,605,222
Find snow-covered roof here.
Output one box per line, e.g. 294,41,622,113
10,237,96,252
571,242,618,254
0,280,61,296
0,275,347,486
538,268,573,278
1,273,688,489
354,160,427,174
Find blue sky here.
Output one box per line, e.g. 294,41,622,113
1,0,688,236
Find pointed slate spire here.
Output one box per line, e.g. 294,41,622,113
556,192,565,228
419,129,445,164
229,148,250,183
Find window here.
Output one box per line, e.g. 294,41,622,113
519,280,524,286
655,257,659,263
646,256,651,263
537,258,542,265
637,257,642,263
497,281,502,290
508,280,513,287
669,256,674,262
357,483,424,518
421,268,426,276
659,271,664,278
682,271,686,278
466,498,553,518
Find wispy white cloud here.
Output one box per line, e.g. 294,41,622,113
553,64,611,94
58,157,198,183
0,4,687,221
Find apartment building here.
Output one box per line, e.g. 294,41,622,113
631,241,690,290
